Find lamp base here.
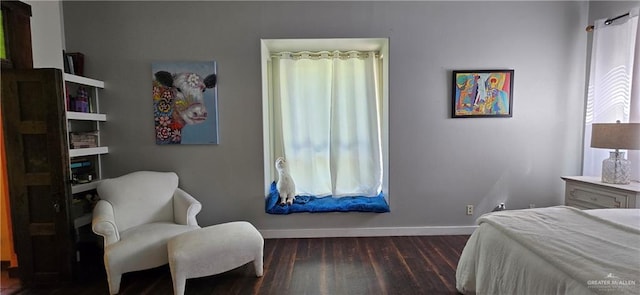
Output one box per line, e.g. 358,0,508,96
601,151,631,184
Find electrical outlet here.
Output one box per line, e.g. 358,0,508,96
529,203,536,209
466,205,473,215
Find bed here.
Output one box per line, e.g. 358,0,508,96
455,206,640,295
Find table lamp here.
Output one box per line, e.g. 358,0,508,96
590,121,640,184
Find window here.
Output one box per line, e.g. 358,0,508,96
261,39,389,202
583,10,640,181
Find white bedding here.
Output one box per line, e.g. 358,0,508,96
455,206,640,295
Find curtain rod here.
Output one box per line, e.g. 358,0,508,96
271,51,380,59
586,12,630,32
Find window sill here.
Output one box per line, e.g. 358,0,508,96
265,182,390,214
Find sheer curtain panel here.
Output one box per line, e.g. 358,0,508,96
272,51,383,197
583,7,640,181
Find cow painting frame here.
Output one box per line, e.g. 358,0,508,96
451,69,514,118
152,61,219,144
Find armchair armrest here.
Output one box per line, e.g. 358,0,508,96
92,200,120,247
173,188,202,226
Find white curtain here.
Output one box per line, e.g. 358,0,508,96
583,7,640,181
272,51,383,197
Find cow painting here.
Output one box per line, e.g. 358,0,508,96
152,62,218,144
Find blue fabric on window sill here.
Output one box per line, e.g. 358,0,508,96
265,182,390,214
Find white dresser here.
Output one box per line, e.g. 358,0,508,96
561,176,640,209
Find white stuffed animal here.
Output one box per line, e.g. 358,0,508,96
275,157,296,205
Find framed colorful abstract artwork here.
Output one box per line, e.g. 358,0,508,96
452,69,514,118
152,61,219,144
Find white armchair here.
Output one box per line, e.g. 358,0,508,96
92,171,201,294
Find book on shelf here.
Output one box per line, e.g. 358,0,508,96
68,52,84,76
66,54,75,75
62,51,85,76
70,131,99,149
63,50,71,74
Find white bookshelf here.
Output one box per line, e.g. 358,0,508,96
64,74,108,194
63,73,104,88
66,111,106,121
69,146,109,158
71,180,102,195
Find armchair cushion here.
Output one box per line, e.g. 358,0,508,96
97,171,179,232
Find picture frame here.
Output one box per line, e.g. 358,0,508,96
152,61,219,144
452,69,514,118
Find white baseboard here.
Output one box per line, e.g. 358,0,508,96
259,225,478,239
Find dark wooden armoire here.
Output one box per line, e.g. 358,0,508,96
1,1,79,286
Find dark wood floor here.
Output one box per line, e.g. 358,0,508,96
8,235,469,295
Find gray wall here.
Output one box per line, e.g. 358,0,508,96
588,1,638,24
63,1,589,232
